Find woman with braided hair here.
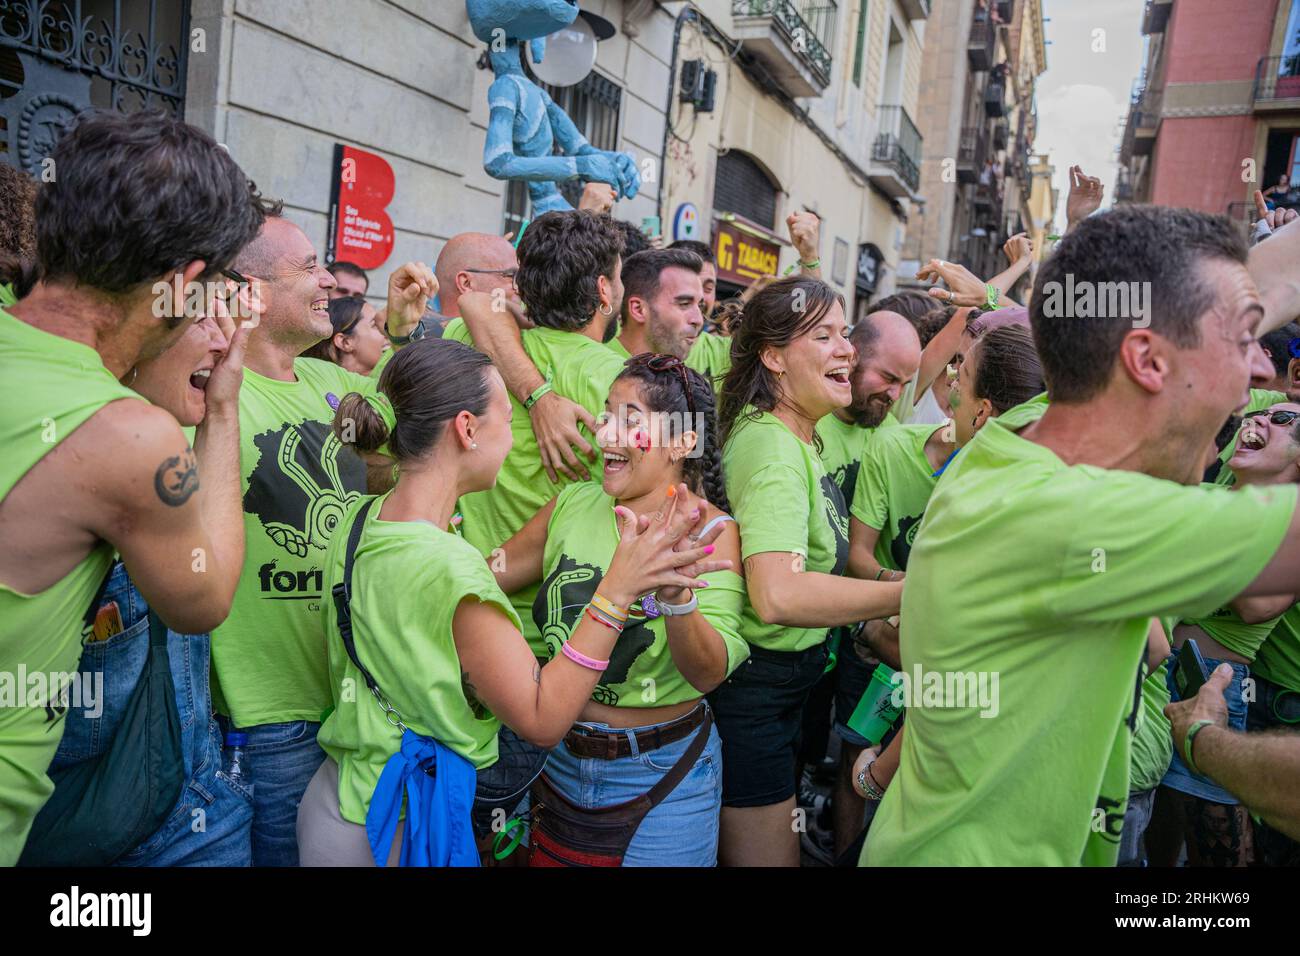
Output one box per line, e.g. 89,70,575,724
493,353,746,865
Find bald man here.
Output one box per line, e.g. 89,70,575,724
433,231,520,320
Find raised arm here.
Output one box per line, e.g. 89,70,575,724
381,261,437,344
1249,208,1300,335
458,291,599,482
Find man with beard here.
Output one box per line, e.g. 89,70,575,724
798,310,921,864
606,248,705,362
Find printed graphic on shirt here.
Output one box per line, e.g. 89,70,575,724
243,419,367,598
892,511,925,571
533,555,656,706
820,474,850,577
827,460,861,511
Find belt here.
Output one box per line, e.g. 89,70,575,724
562,704,707,760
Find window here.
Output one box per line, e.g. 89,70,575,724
852,1,869,87
713,150,778,229
502,69,623,234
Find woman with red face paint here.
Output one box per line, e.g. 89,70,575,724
493,355,745,865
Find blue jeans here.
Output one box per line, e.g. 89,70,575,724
217,715,325,867
522,709,723,866
1162,657,1249,804
50,563,253,866
1118,787,1155,867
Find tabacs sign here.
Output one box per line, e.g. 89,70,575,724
327,144,396,270
713,218,780,286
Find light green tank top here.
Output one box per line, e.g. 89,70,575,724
0,305,145,865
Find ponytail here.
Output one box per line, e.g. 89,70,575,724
971,325,1045,415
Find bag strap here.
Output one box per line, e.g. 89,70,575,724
331,498,384,698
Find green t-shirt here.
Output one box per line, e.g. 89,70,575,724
861,401,1298,867
0,283,15,306
815,412,898,509
209,358,377,727
317,494,518,825
686,330,732,385
369,347,395,381
1180,604,1285,662
1256,605,1300,693
1130,660,1173,794
851,423,946,572
0,306,146,865
723,409,851,652
1213,388,1288,487
533,482,748,707
445,318,625,655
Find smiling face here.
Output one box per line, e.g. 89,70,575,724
248,218,337,348
847,314,921,428
767,299,855,422
336,302,389,376
949,341,995,447
1228,402,1300,484
131,315,229,426
595,377,692,501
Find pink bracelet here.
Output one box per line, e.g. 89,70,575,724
561,641,609,672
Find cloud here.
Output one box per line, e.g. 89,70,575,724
1035,83,1128,226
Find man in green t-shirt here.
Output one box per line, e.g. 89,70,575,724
862,205,1300,867
209,214,433,866
444,211,628,657
0,111,265,865
605,248,705,363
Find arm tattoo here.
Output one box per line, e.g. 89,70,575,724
154,448,200,507
532,662,541,684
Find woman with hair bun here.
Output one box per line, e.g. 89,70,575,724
491,354,744,866
298,340,729,866
711,276,903,867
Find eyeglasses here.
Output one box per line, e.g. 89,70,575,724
464,268,519,280
626,353,696,419
1244,409,1300,426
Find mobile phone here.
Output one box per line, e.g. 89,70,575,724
641,215,660,238
1174,638,1212,700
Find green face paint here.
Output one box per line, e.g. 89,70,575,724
949,387,962,410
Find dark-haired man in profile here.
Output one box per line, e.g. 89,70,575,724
0,110,266,864
326,261,369,301
607,248,704,362
864,205,1300,867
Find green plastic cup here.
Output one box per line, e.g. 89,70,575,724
847,662,902,745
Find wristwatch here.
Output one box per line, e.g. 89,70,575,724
655,591,698,616
386,317,430,347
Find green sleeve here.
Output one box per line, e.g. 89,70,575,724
696,569,750,676
1051,479,1298,625
442,317,472,345
0,284,15,307
732,463,813,559
850,438,890,530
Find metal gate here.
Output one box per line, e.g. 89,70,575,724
0,0,190,174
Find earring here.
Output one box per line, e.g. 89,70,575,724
471,442,478,450
599,302,614,316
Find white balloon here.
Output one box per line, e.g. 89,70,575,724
528,17,597,87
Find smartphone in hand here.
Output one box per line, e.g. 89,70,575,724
1174,638,1212,700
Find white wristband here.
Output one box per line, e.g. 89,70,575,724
656,591,698,616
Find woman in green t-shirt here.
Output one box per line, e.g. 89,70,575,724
492,354,745,865
300,341,729,866
710,276,904,867
1153,401,1300,867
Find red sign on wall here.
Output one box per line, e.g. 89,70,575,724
326,144,395,270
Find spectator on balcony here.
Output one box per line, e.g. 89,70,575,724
1263,175,1300,212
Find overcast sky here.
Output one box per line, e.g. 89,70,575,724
1034,0,1146,227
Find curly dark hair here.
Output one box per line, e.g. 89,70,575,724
515,210,624,331
618,355,730,513
717,276,844,447
1031,205,1247,403
34,109,268,295
0,162,39,296
610,218,652,258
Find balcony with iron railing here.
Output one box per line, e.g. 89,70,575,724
985,80,1006,117
957,125,988,184
968,18,996,72
869,105,922,197
732,0,837,97
1253,55,1300,110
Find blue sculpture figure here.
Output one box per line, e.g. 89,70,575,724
467,0,640,213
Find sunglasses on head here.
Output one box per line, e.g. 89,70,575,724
625,353,696,419
1244,409,1300,426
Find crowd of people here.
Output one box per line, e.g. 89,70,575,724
2,110,1300,869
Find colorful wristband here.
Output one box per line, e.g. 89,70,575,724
561,640,609,671
1183,719,1215,777
523,380,553,411
589,592,629,623
984,282,1001,311
585,606,624,632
